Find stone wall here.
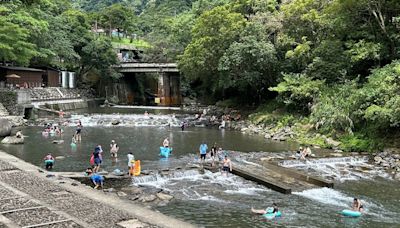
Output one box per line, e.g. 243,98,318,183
0,90,19,115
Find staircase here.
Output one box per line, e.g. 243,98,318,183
0,103,9,116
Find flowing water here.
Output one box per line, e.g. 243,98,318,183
0,108,399,227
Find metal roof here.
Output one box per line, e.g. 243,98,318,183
0,66,44,72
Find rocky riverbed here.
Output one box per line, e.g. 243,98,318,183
373,150,400,180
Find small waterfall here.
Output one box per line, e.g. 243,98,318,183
132,169,201,186
69,113,180,127
279,156,388,181
279,156,369,167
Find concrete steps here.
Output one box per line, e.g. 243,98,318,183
0,103,9,116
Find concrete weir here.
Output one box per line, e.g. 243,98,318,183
0,150,196,228
204,161,333,194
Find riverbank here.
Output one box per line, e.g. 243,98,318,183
0,150,196,228
181,103,394,153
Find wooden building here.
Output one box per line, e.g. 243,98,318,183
0,66,44,88
0,66,61,88
41,67,60,87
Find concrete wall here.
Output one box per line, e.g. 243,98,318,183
16,90,31,104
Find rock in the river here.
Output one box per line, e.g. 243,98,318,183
0,119,12,137
140,194,157,203
374,156,383,164
121,187,143,195
111,120,120,125
1,136,24,144
330,153,343,157
394,172,400,180
117,191,128,197
264,133,271,139
156,192,173,201
325,137,341,147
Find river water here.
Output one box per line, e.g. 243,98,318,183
0,108,399,227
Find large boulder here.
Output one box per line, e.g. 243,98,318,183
0,119,12,137
1,136,24,144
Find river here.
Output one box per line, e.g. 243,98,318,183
0,108,399,227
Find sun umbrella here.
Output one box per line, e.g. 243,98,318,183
5,74,21,78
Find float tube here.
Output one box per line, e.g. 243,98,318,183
159,147,172,158
70,142,77,148
133,160,141,176
262,208,282,220
341,209,362,217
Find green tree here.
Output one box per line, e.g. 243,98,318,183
218,23,278,102
179,6,246,96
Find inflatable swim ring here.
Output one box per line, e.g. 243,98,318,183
159,147,172,158
262,208,282,220
341,209,362,217
70,142,77,147
263,211,281,220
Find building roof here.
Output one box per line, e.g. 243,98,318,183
0,66,44,72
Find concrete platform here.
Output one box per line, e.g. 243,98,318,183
0,150,196,228
204,160,333,194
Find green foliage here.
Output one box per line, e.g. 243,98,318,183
269,73,324,113
218,22,278,97
0,4,40,65
339,133,383,152
179,6,246,94
310,82,358,134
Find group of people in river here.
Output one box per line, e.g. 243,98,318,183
198,142,232,176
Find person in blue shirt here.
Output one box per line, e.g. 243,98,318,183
86,168,104,189
199,142,208,161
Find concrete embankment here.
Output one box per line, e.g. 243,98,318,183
0,150,196,228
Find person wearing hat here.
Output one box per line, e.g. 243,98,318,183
110,140,119,158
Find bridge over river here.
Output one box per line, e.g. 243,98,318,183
115,62,181,106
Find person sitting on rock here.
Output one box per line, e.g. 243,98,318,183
15,130,23,138
301,146,312,160
86,168,104,189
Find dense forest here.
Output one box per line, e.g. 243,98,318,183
1,0,400,151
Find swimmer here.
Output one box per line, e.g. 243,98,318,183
163,137,170,148
352,198,364,212
251,203,279,215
